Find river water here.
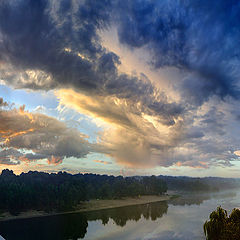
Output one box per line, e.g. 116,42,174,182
0,189,240,240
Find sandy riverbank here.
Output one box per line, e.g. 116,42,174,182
0,195,171,221
78,195,171,212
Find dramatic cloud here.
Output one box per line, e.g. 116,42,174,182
56,89,185,167
56,89,240,168
115,0,240,105
1,0,240,170
0,102,94,165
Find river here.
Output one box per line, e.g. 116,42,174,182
0,189,240,240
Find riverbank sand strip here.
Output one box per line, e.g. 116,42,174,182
0,195,170,221
78,195,170,212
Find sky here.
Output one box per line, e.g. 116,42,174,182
1,0,240,177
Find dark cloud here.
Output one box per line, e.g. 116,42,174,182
20,153,48,161
0,158,19,165
0,98,8,107
0,0,239,169
0,148,21,165
200,107,226,136
1,0,239,113
185,129,204,139
115,0,240,104
0,0,183,126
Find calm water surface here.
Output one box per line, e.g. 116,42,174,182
1,189,240,240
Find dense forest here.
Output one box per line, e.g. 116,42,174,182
0,169,167,215
204,206,240,240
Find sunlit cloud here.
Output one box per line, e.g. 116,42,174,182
0,0,240,175
0,100,95,165
56,88,185,168
234,151,240,157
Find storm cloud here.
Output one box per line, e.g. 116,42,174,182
115,0,240,105
0,0,183,124
1,0,240,169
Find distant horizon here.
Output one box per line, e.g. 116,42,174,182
1,168,239,180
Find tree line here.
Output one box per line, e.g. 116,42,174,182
159,175,240,192
0,169,167,215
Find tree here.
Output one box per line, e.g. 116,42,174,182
204,206,227,240
204,207,240,240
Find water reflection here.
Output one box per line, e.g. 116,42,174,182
0,214,88,240
1,191,238,240
169,191,237,206
0,201,168,240
86,201,168,226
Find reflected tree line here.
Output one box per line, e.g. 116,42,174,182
169,191,237,206
160,176,240,192
86,201,168,226
0,201,168,240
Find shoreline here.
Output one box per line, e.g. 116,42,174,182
0,195,171,222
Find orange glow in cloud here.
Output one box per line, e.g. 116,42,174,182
47,156,63,165
1,128,34,144
19,105,35,123
93,160,112,165
55,88,179,169
18,156,31,163
176,161,182,167
18,155,39,164
57,89,103,116
56,89,130,128
0,105,36,144
175,161,208,169
234,150,240,156
199,161,208,166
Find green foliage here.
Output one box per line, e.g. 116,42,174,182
0,169,167,214
204,207,240,240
